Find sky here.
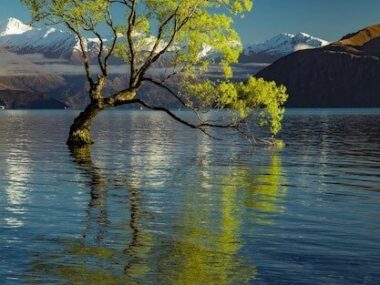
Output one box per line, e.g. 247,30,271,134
1,0,379,44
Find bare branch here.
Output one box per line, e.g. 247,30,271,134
135,5,199,84
65,22,95,90
92,30,107,77
126,0,137,88
108,98,239,129
111,0,132,9
104,7,118,71
146,7,179,60
142,77,188,107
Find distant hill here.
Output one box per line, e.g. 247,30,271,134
0,90,68,109
0,47,69,108
0,17,184,109
257,24,380,107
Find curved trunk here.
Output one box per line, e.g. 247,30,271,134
67,90,136,147
66,102,103,147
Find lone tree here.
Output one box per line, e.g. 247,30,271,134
22,0,288,147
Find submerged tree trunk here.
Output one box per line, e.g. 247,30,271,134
66,90,136,147
66,101,103,147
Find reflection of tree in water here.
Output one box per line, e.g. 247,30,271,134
29,147,121,284
159,177,256,285
159,154,285,285
240,154,286,225
123,182,154,280
29,149,285,285
71,146,109,243
64,146,154,284
28,146,155,285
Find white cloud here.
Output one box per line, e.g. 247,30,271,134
294,43,313,51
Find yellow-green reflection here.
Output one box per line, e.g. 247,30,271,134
29,150,286,285
160,178,256,285
243,154,286,225
160,154,285,284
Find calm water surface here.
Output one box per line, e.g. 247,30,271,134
0,109,379,285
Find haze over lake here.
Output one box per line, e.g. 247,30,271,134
1,109,379,285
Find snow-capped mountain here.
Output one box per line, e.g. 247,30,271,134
0,18,102,62
0,17,330,67
0,18,32,36
0,17,170,63
245,32,329,56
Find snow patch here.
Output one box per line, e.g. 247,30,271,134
43,28,57,38
246,32,329,56
0,17,32,36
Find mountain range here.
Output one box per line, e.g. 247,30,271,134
0,17,328,109
0,17,378,109
0,18,102,62
0,18,329,65
257,23,380,107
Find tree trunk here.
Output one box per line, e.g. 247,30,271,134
66,102,103,147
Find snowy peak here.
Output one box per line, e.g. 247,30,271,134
293,32,329,49
0,18,32,36
246,32,329,56
0,18,330,65
0,17,94,62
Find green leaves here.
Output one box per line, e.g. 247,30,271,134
21,0,110,28
22,0,288,137
183,77,288,135
242,77,288,135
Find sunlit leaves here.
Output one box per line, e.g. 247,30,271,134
22,0,110,29
183,77,288,135
22,0,288,137
22,0,249,75
239,77,288,134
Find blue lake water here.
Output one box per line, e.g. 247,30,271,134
0,109,380,284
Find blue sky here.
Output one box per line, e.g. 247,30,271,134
1,0,379,44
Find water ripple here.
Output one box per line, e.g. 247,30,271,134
0,110,379,284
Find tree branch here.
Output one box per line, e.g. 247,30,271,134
134,4,198,85
142,77,188,107
65,22,95,91
104,7,118,71
109,98,239,129
126,0,137,88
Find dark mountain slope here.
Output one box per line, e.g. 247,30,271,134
0,90,68,109
257,24,380,107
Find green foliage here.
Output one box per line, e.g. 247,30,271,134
21,0,250,71
183,77,288,135
21,0,110,28
21,0,288,138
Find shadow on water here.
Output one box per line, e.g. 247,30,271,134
28,145,286,285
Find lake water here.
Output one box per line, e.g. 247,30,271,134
0,109,379,285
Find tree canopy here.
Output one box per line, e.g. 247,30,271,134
21,0,288,146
